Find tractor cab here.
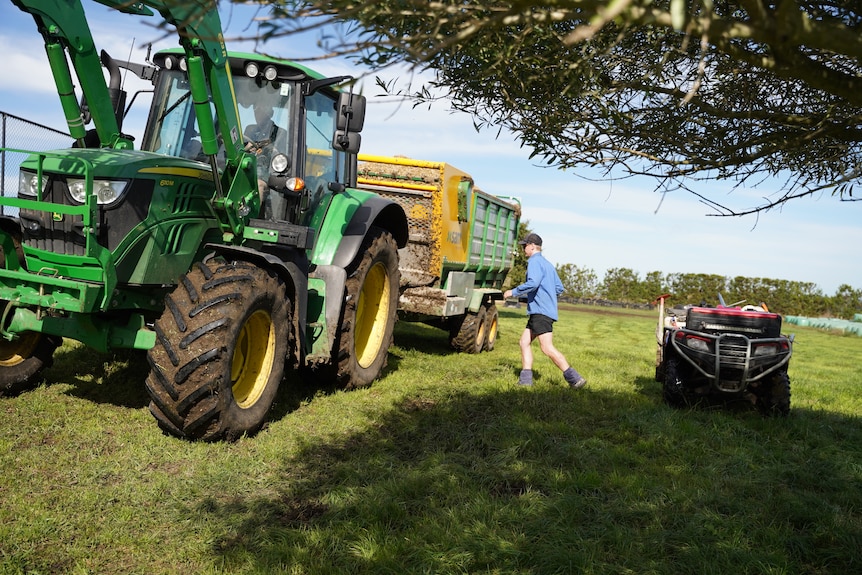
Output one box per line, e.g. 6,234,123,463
141,49,360,224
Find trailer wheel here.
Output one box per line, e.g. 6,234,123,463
483,303,499,352
146,261,290,441
335,227,399,390
450,305,487,354
0,331,59,396
662,357,689,408
755,370,791,416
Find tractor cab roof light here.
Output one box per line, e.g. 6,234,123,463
164,55,186,71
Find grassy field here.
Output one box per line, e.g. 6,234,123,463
1,305,861,574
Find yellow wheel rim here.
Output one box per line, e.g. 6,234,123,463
355,262,391,368
0,332,40,367
487,315,498,346
231,309,276,408
475,315,486,349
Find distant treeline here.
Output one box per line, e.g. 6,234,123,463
554,264,862,319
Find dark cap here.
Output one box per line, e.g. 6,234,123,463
518,233,543,246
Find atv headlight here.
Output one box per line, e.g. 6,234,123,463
68,178,128,205
18,170,48,198
753,343,780,356
684,335,712,352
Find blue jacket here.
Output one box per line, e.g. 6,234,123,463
510,251,563,320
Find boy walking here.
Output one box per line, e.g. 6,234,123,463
503,233,586,389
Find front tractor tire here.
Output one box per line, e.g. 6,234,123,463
335,227,400,390
0,331,60,396
0,229,59,395
146,261,290,441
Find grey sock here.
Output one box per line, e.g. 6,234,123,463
563,367,581,384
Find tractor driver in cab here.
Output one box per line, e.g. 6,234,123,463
244,101,283,217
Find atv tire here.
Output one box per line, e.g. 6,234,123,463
146,261,290,441
0,331,60,396
483,303,499,352
334,227,400,390
755,370,791,416
450,305,487,354
662,356,690,408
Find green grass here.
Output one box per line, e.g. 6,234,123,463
1,306,861,574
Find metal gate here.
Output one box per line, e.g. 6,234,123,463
1,110,70,216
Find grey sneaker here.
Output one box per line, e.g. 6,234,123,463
569,377,587,390
518,369,533,387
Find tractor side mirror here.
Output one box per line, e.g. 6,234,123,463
336,92,366,132
332,131,361,154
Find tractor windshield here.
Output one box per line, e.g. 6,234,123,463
141,70,295,170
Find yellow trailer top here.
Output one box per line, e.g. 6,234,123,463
357,154,520,291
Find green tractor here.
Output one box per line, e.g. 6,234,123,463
1,0,407,440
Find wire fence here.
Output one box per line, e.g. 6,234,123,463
1,110,70,216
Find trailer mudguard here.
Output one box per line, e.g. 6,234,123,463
311,190,408,269
467,288,503,313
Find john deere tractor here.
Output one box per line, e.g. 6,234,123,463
0,0,407,440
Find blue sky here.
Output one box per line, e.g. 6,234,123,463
1,2,860,298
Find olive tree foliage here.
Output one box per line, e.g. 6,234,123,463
257,0,862,215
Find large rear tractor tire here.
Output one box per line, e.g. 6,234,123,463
450,305,487,354
334,227,400,390
146,261,290,441
755,370,791,416
0,331,60,396
483,302,499,352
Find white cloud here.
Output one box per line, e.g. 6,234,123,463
0,35,55,94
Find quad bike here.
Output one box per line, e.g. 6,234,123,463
654,294,793,415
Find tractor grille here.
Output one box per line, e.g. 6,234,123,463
17,176,155,258
19,179,87,256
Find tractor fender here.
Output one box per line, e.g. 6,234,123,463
312,191,408,269
204,243,309,360
308,264,347,356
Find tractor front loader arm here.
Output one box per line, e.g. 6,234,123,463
11,0,134,149
14,0,260,238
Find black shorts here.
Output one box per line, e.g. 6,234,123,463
526,313,555,336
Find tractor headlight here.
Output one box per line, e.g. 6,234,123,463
285,177,305,193
270,153,289,174
18,170,48,198
68,178,128,205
